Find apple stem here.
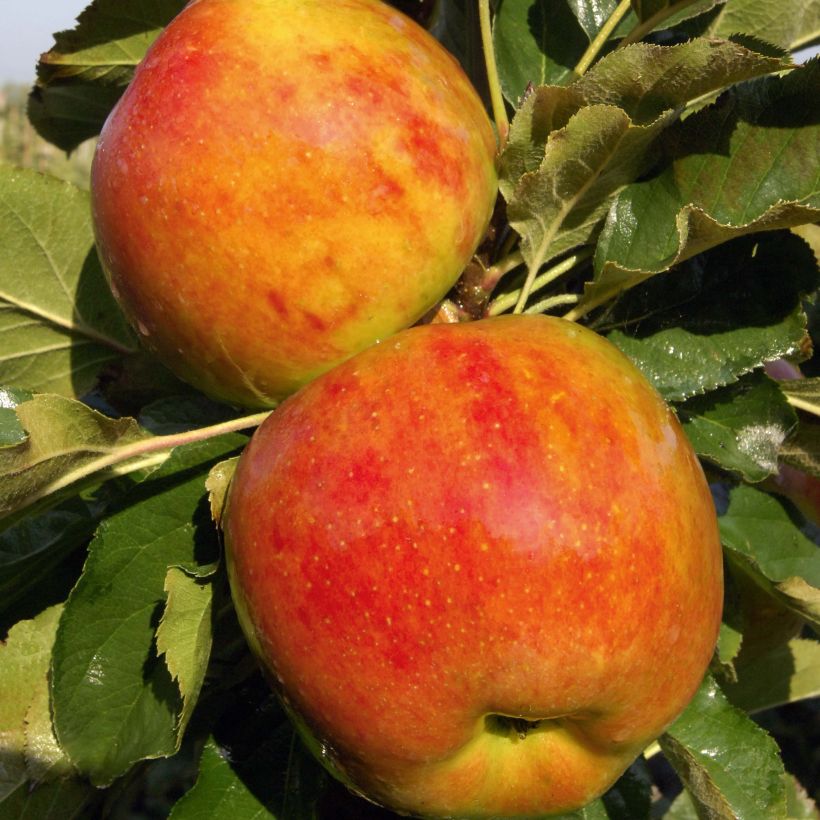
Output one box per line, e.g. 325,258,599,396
573,0,632,76
481,250,525,293
478,0,509,149
562,289,610,321
426,299,471,324
486,249,591,316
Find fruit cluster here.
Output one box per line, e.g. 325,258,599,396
91,1,723,816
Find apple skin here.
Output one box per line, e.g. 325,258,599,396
91,0,497,408
224,315,723,818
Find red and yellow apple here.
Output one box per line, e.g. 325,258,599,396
224,315,724,817
91,0,497,408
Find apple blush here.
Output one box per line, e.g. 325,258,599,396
224,315,724,818
91,0,497,408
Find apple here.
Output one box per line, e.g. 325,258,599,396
224,315,724,817
91,0,497,408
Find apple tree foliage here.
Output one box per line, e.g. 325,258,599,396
1,0,819,816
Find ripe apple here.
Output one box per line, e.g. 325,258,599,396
224,315,724,817
91,0,497,408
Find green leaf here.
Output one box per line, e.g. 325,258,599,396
206,458,239,529
570,38,787,125
499,38,784,191
169,700,328,819
716,621,744,675
703,0,820,52
569,0,721,47
493,0,590,98
27,83,124,155
601,759,652,819
0,387,32,446
0,165,136,397
156,567,214,737
678,372,798,481
30,0,187,152
548,760,651,818
666,771,820,819
582,62,820,315
0,394,156,523
0,605,70,801
36,0,187,86
168,739,276,819
662,791,699,819
139,395,243,436
779,377,820,418
603,231,819,401
724,638,820,714
506,104,675,277
566,0,623,41
630,0,717,26
498,39,787,282
779,421,820,481
50,436,244,786
660,676,787,819
719,483,820,628
553,800,609,819
784,773,820,819
0,777,97,820
0,494,97,624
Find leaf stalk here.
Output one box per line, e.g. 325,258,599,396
487,249,591,315
479,0,509,148
574,0,632,76
7,410,270,521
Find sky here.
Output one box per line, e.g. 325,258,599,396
1,1,81,83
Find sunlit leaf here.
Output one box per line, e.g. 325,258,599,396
0,165,136,396
206,458,238,528
580,62,820,315
30,0,186,151
506,104,675,277
51,436,244,786
567,0,623,41
604,232,818,401
0,605,70,800
660,676,786,819
779,377,820,418
719,483,820,628
494,0,590,97
784,774,820,819
499,39,786,280
0,386,31,446
630,0,717,26
703,0,820,52
0,394,155,523
724,638,820,714
36,0,186,86
156,567,214,737
779,420,820,480
678,372,797,481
